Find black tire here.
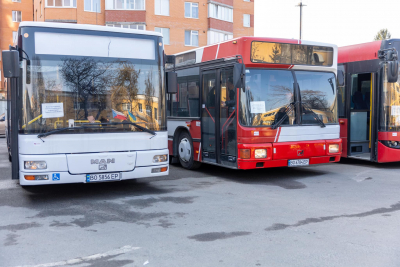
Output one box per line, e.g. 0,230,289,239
177,131,201,170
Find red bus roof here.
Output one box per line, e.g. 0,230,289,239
338,40,382,64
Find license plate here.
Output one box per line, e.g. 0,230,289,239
288,159,309,167
86,173,121,183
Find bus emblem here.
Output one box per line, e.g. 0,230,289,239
91,158,115,170
297,150,304,156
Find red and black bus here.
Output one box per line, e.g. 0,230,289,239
166,37,342,170
338,39,400,162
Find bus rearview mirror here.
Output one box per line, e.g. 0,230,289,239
2,50,20,78
387,61,399,83
337,70,344,87
167,71,178,94
233,63,245,90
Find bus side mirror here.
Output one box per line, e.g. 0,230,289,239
337,70,345,87
2,50,20,78
167,71,178,94
233,63,245,90
387,61,399,83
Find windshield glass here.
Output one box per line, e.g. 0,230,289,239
239,69,338,127
380,64,400,131
295,71,337,124
20,28,165,134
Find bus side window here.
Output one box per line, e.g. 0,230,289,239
172,68,200,117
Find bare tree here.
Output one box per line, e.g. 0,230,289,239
111,63,140,113
374,29,392,41
60,58,113,120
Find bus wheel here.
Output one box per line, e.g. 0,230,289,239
178,131,201,170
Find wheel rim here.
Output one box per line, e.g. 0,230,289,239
178,138,191,162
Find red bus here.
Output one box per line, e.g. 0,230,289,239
166,37,342,170
338,39,400,162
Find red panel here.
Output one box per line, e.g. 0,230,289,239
189,120,201,139
272,140,326,160
377,141,400,163
378,131,400,141
339,118,348,157
217,40,241,59
237,123,278,143
202,45,219,62
338,41,381,64
168,140,173,156
326,139,343,156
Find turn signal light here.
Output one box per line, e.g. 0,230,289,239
24,175,48,180
240,149,251,159
151,167,168,173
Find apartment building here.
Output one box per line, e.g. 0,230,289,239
0,0,33,95
0,0,254,95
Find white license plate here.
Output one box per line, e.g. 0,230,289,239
86,173,121,182
288,159,309,167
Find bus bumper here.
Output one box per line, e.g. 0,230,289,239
19,164,169,186
237,155,340,170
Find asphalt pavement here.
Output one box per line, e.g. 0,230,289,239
0,137,400,267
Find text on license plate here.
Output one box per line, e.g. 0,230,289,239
86,173,121,182
288,159,309,167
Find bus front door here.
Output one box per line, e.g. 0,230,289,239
201,68,237,167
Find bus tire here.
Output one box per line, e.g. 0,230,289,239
178,131,201,170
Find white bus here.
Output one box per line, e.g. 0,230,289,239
2,22,169,185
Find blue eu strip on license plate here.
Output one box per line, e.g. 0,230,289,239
86,173,121,182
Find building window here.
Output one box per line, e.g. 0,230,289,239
208,3,233,22
146,105,151,116
12,31,18,44
243,14,250,27
185,2,198,19
155,0,169,16
207,30,233,45
46,0,77,7
12,11,21,22
243,0,250,2
154,27,170,45
185,30,198,46
105,0,144,10
138,103,143,112
122,103,131,111
154,108,157,118
12,0,21,2
106,24,146,30
85,0,101,12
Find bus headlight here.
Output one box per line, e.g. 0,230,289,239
328,144,340,153
153,155,168,163
254,149,267,158
24,161,47,170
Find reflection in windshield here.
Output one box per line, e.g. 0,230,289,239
239,69,337,127
22,57,164,134
381,65,400,131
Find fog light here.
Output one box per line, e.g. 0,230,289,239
151,167,168,173
24,175,48,180
240,149,251,159
254,149,267,158
24,161,47,170
153,155,168,163
329,144,339,153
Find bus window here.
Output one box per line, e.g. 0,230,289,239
337,65,346,117
171,68,200,117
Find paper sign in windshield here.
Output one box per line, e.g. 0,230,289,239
392,106,400,116
250,101,266,114
42,103,64,118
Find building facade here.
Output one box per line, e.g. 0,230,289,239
0,0,254,95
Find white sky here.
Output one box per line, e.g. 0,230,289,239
255,0,400,47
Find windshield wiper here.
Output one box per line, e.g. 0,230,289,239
301,104,326,128
37,125,105,141
271,102,297,129
92,122,157,138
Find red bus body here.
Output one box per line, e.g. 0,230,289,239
338,39,400,162
167,37,342,169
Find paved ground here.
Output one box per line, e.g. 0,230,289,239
0,137,400,267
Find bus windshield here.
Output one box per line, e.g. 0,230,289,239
20,29,165,134
381,65,400,132
239,69,338,127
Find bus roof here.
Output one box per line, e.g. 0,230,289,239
19,22,163,37
172,36,337,70
338,40,382,64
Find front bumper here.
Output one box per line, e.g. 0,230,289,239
19,164,169,186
